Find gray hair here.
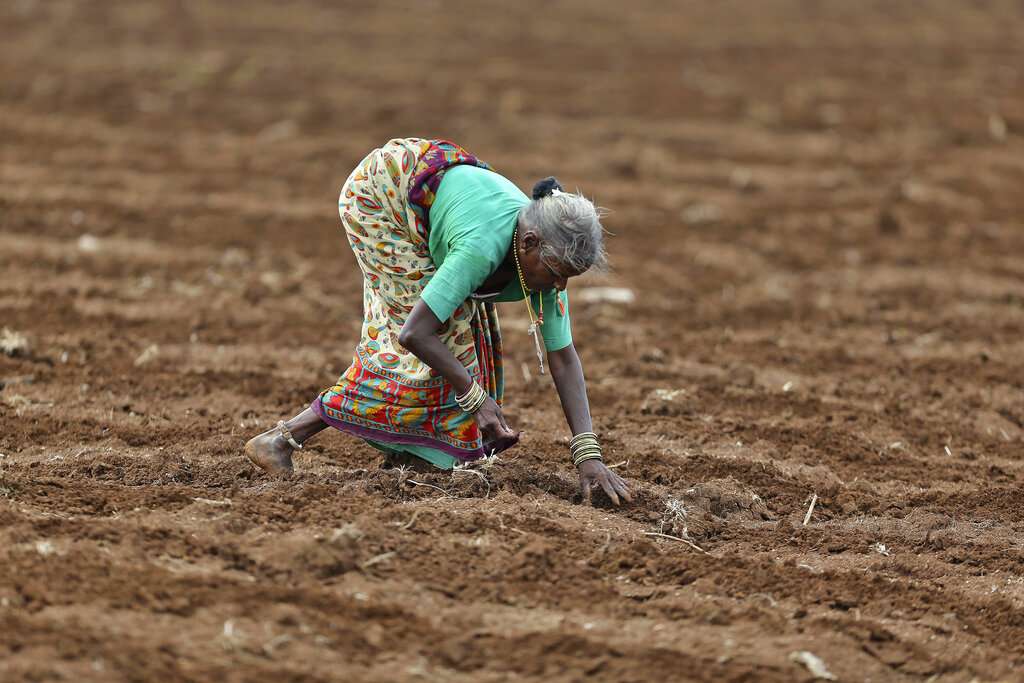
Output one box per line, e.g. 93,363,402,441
519,191,608,273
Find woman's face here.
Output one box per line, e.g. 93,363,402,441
516,228,583,292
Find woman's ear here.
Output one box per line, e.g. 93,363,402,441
520,229,541,251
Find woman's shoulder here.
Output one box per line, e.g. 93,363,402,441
440,165,526,200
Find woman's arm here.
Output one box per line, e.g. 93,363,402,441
399,300,518,451
546,343,593,434
547,344,632,506
399,301,474,395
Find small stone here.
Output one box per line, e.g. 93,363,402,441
134,344,160,367
789,651,836,680
77,234,101,252
0,329,30,357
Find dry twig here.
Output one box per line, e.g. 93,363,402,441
400,509,420,530
360,551,396,569
408,480,452,497
452,462,492,497
193,497,232,507
644,531,707,554
803,493,818,526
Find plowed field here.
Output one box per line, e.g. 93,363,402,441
3,1,1024,681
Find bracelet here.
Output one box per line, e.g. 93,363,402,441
573,453,604,467
455,382,487,414
569,432,604,467
569,432,598,447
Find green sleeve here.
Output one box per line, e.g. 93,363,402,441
420,245,491,323
538,289,572,351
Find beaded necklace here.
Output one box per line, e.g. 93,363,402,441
512,227,546,375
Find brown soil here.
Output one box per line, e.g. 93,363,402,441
3,1,1024,681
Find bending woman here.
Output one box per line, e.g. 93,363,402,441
245,138,631,505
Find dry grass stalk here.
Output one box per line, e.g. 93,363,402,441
360,551,396,569
452,457,495,496
644,531,707,554
466,449,504,469
789,651,836,680
399,510,420,530
408,480,452,497
803,493,818,526
193,497,232,506
520,362,532,382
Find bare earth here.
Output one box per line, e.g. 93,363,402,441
3,1,1024,681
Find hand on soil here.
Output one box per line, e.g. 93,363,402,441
476,397,520,453
578,459,632,506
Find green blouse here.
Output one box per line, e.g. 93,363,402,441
420,165,572,352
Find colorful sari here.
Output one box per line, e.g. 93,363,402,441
310,139,504,468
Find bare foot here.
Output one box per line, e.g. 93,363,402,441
245,427,294,475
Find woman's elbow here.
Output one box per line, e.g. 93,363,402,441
397,327,419,351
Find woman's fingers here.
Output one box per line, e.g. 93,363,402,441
499,432,518,452
599,475,621,506
607,471,621,486
609,471,631,497
588,477,630,506
478,402,514,441
498,416,516,441
483,397,512,433
580,476,593,505
483,424,519,455
612,477,633,502
578,463,632,507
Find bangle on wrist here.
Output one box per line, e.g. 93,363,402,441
573,453,604,467
570,431,597,446
455,382,487,414
569,432,603,467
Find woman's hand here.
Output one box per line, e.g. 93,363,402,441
475,396,520,454
578,460,632,506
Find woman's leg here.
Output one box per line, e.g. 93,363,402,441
283,407,328,442
244,407,327,474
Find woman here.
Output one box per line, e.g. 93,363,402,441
245,138,631,506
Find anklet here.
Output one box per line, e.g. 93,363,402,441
277,421,303,450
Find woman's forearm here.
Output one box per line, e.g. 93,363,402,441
399,299,517,450
399,300,473,394
547,344,593,435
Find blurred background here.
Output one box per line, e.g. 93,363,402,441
4,0,1022,444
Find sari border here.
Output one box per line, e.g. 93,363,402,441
310,398,483,462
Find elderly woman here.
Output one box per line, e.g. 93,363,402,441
246,138,631,505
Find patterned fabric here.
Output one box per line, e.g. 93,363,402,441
310,138,504,462
407,139,491,240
